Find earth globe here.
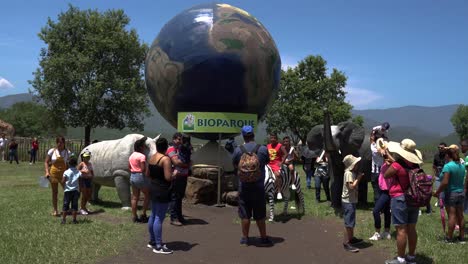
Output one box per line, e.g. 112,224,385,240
145,3,281,140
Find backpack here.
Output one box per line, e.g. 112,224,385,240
404,168,433,207
238,144,261,183
225,141,234,153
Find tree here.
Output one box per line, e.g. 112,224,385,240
0,102,65,137
264,55,353,144
352,115,364,127
451,104,468,140
30,5,149,146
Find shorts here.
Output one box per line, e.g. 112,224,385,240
130,172,149,189
391,195,419,226
63,190,80,211
82,178,92,189
342,202,356,228
238,189,266,221
445,192,465,207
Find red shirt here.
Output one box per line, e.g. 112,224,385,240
166,145,188,176
32,140,39,150
267,143,283,172
388,162,410,198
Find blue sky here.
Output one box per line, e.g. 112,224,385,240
1,0,467,110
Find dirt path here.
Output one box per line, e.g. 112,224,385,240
100,204,390,264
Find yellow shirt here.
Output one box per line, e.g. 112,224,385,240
342,170,358,203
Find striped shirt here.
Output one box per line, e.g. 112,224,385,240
371,142,383,174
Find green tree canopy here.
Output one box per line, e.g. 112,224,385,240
29,5,149,145
451,104,468,140
0,102,64,137
264,55,353,144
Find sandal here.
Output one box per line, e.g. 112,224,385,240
52,211,60,217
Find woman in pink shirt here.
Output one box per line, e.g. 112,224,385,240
383,139,423,264
128,137,151,223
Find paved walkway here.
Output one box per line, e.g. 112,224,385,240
100,204,390,264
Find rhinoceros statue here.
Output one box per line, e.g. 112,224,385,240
80,134,159,209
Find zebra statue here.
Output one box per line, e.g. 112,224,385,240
264,164,305,222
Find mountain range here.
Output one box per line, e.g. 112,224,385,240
0,93,460,146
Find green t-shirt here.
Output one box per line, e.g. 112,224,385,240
441,161,466,193
342,170,358,203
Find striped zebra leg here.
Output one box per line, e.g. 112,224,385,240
294,172,305,215
268,193,275,222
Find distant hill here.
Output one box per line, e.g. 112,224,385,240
353,105,460,136
0,93,460,146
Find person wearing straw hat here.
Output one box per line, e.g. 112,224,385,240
433,144,465,243
342,154,365,253
382,139,423,264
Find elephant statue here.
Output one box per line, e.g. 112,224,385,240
80,134,159,209
306,118,371,208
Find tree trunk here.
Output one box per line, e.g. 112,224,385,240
84,126,91,147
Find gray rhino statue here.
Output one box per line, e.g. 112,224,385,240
80,134,159,209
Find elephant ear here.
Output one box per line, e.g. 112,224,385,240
306,124,324,151
337,121,365,156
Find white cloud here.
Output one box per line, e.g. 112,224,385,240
281,55,298,70
0,77,14,89
345,87,382,109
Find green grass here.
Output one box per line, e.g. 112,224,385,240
0,163,142,264
287,163,467,264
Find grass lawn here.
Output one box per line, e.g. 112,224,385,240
1,162,466,263
0,162,143,264
292,163,467,264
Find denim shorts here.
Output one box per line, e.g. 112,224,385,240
130,172,149,189
82,178,92,188
238,188,266,221
63,190,80,211
445,192,465,207
391,195,419,226
342,202,356,228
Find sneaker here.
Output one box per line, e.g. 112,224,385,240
385,258,406,264
79,209,88,215
29,162,32,165
349,237,364,245
418,210,422,216
140,214,149,223
369,232,381,241
444,237,455,244
405,255,416,264
381,231,392,240
132,217,141,223
434,201,438,207
170,220,183,226
291,184,297,190
343,243,359,253
147,241,156,249
259,237,273,246
240,237,249,246
277,192,283,200
153,245,173,254
457,237,466,244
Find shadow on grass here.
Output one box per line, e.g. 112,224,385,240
91,199,122,209
415,253,434,264
357,201,375,211
354,241,373,249
165,241,199,252
88,208,105,215
274,213,303,223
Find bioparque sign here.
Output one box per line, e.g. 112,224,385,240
178,112,257,133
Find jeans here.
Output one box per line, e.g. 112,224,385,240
30,149,37,163
9,149,18,164
148,202,169,246
169,176,187,221
372,190,391,229
314,175,330,201
371,173,380,202
305,169,314,188
391,195,419,225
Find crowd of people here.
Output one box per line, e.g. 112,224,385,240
0,133,40,164
5,120,465,260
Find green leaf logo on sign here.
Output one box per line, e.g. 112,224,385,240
183,113,195,131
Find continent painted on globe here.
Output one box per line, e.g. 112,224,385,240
145,3,281,140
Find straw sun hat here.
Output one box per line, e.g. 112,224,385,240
386,139,423,165
343,155,362,171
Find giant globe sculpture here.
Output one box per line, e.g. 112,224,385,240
145,3,281,140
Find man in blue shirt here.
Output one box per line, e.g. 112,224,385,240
232,125,272,246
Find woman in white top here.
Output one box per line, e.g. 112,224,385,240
44,136,71,216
